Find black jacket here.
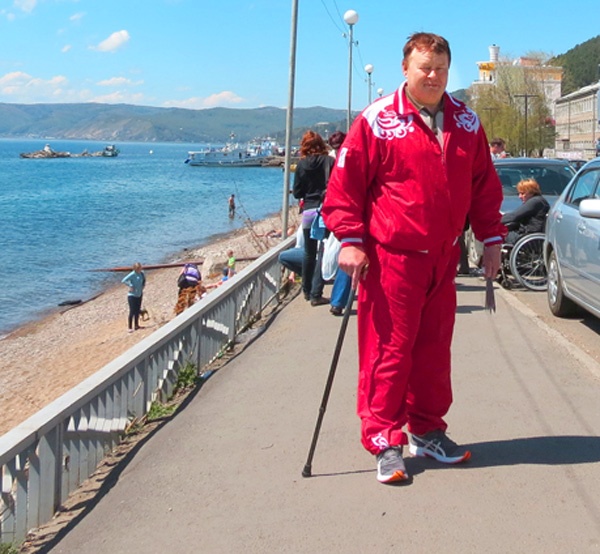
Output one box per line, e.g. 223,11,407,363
501,195,550,235
293,155,334,210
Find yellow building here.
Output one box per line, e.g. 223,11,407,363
472,45,563,115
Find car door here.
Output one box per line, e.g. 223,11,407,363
557,169,600,298
575,170,600,308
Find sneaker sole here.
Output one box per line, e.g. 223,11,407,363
408,443,471,464
377,470,409,483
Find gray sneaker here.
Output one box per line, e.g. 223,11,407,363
409,430,471,464
376,446,409,483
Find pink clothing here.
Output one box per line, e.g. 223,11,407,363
321,85,505,455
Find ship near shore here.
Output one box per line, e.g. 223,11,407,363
185,136,282,167
20,144,119,158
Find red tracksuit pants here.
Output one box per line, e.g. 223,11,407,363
358,240,460,455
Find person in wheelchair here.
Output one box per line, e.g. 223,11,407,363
501,178,550,245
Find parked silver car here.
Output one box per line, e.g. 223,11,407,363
466,158,575,267
545,158,600,318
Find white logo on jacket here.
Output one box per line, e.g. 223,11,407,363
364,101,415,140
453,106,480,133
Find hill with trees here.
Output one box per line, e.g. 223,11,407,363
550,35,600,95
0,102,352,144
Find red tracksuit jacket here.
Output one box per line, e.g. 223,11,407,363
322,85,505,250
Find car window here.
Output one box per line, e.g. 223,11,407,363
495,164,574,196
565,169,600,206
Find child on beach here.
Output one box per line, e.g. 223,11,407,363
223,250,236,278
122,262,146,333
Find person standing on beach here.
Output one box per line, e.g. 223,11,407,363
122,262,146,333
322,32,505,484
228,194,236,217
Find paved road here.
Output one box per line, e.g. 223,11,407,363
46,277,600,553
507,281,600,368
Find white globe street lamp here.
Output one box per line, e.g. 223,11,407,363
365,64,374,105
377,87,384,98
343,9,359,132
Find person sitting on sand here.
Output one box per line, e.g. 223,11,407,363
122,262,146,333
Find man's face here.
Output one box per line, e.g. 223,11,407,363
402,47,449,109
490,143,504,154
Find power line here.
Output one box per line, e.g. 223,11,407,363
319,0,346,35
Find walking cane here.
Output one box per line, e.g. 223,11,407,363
302,286,357,478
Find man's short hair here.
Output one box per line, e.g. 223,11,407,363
403,32,451,65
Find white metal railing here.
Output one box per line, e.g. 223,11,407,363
0,236,295,545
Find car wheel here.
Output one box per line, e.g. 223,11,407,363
466,227,482,268
547,250,577,317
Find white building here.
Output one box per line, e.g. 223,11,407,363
554,82,600,160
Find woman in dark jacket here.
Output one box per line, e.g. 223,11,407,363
293,130,335,305
501,178,550,244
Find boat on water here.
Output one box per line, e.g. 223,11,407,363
20,144,120,159
185,136,280,167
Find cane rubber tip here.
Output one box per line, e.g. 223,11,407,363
302,466,312,478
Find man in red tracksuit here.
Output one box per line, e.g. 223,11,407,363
321,32,506,484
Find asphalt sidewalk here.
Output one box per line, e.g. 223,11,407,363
46,277,600,553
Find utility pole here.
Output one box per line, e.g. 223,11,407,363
482,107,499,137
514,93,536,156
282,0,299,240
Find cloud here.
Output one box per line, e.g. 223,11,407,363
92,30,130,53
164,91,246,109
96,77,143,87
61,45,71,53
0,71,78,102
70,12,85,22
88,91,145,104
13,0,37,13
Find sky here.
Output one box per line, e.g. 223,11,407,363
0,0,599,112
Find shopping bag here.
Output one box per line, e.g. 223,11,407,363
310,209,327,241
321,234,341,281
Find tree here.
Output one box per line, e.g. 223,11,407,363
468,61,555,157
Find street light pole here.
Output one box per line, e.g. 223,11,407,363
514,93,536,156
482,107,499,137
365,63,374,105
281,0,299,240
344,10,359,133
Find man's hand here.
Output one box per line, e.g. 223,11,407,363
483,243,501,279
338,245,370,290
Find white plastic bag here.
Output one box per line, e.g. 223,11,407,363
295,225,304,249
321,234,341,281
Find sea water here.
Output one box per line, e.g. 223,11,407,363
0,139,289,336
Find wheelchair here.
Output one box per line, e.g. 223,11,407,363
497,232,547,291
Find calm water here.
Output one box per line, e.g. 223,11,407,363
0,139,287,336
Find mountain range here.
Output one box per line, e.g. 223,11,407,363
0,102,351,144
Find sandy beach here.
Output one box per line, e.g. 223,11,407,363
0,212,299,437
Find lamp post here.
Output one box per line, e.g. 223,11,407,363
377,87,384,98
365,63,374,105
344,9,359,132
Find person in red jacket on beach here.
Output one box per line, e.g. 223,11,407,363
321,32,506,484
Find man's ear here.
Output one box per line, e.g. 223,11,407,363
402,60,408,78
